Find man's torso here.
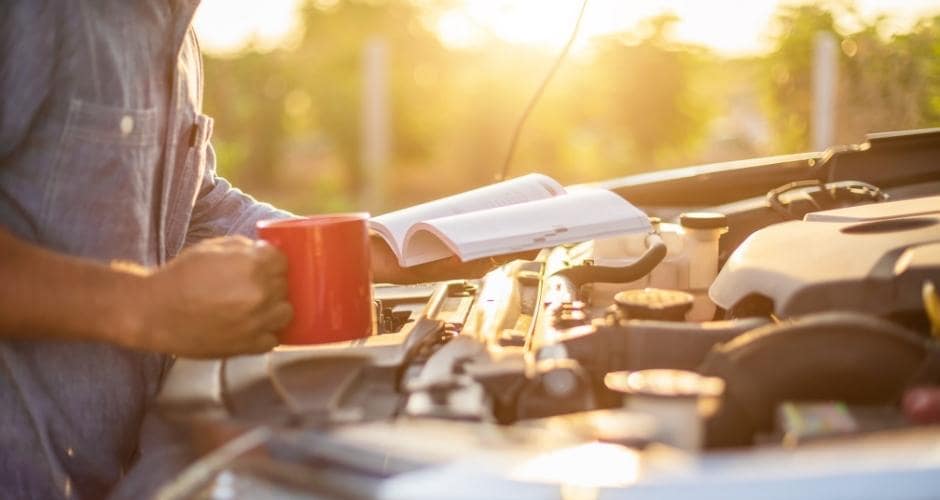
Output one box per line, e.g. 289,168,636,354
0,1,212,497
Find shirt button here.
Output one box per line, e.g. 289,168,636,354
120,115,135,136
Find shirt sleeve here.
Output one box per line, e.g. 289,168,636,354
0,0,56,159
184,142,295,245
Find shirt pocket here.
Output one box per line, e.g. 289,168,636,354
181,112,213,207
164,112,213,257
40,99,161,261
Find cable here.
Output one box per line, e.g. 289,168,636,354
497,0,590,181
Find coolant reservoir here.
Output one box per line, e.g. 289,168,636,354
590,212,728,321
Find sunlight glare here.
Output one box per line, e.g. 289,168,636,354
194,0,301,55
428,0,940,55
194,0,940,56
446,1,591,49
512,442,641,487
435,10,485,49
432,0,780,54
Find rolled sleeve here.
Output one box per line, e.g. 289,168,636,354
184,142,294,246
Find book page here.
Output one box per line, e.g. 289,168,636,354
368,174,564,261
401,189,650,266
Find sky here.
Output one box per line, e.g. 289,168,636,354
194,0,940,56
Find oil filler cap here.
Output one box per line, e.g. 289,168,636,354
614,288,694,321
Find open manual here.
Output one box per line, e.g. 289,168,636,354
369,173,651,267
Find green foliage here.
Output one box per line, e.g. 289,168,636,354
590,15,714,170
202,0,717,213
900,15,940,124
201,0,939,214
205,0,451,213
763,3,940,152
762,5,837,151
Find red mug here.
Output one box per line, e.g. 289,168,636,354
256,214,374,345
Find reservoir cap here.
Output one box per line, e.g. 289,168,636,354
680,212,728,230
614,287,694,321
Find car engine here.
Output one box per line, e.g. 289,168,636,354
154,128,940,499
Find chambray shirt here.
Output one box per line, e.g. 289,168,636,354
0,1,290,498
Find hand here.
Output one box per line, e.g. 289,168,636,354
130,236,291,358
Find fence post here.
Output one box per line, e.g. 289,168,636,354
812,32,838,151
361,36,390,212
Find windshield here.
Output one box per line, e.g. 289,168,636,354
194,0,940,214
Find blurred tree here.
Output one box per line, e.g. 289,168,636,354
589,14,713,171
897,15,940,125
201,0,938,214
202,1,720,213
762,4,838,152
204,0,453,213
837,14,939,143
763,4,940,152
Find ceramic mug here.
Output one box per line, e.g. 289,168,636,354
256,214,373,345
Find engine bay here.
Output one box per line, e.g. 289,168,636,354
154,129,940,499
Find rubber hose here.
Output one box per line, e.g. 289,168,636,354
553,233,667,288
699,312,940,448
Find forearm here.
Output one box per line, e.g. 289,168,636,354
0,227,146,346
370,234,439,284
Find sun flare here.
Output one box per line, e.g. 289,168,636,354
194,0,940,57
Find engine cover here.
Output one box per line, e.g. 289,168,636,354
710,195,940,317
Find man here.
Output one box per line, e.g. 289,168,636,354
0,1,474,498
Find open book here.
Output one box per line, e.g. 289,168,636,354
370,173,650,267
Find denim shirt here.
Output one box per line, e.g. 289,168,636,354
0,1,290,498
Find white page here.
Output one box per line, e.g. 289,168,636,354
401,189,650,266
369,173,564,261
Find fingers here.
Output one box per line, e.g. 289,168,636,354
267,276,289,300
225,302,290,356
252,241,289,309
250,332,279,354
252,273,288,315
253,240,288,276
158,235,293,359
198,237,286,276
264,301,294,332
248,300,293,335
